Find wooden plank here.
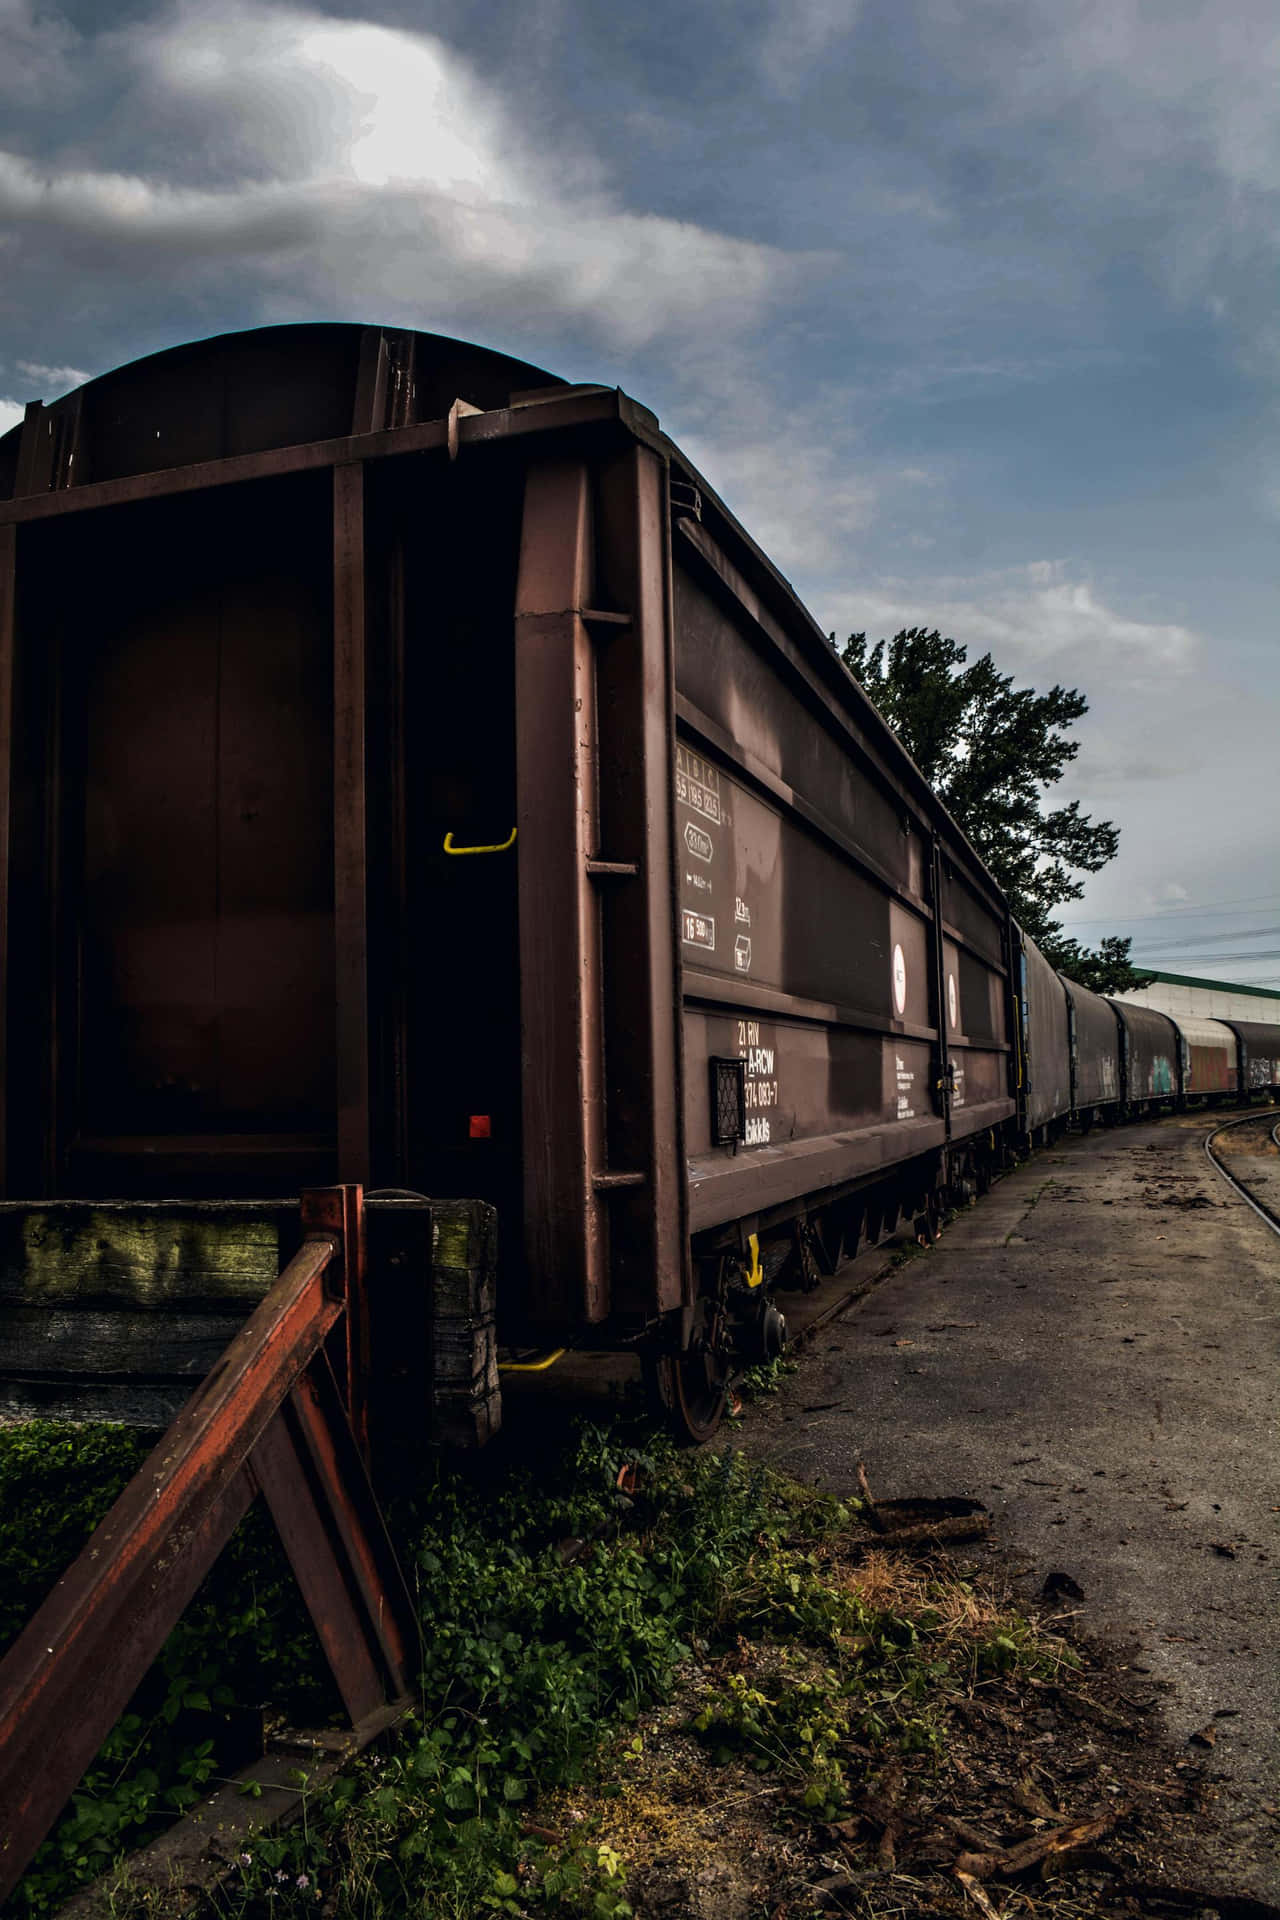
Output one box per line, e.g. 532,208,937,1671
0,1204,290,1306
0,1306,257,1378
333,465,370,1184
0,1378,206,1427
0,522,14,1193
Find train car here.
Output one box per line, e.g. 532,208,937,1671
1107,1000,1180,1111
1059,975,1121,1123
1222,1021,1280,1096
0,322,1019,1441
1169,1015,1238,1101
1017,932,1071,1134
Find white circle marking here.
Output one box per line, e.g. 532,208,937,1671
948,972,958,1029
892,943,907,1016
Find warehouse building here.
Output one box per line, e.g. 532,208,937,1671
1116,970,1280,1026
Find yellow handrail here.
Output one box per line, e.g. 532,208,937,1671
443,828,517,856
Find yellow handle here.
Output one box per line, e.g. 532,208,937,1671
498,1347,566,1374
443,828,517,856
745,1232,763,1288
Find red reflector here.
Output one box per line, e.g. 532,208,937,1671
469,1115,492,1139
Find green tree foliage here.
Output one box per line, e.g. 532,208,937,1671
837,627,1137,993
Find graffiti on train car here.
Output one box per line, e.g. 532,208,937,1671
1151,1056,1175,1095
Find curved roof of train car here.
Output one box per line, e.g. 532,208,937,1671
1220,1019,1280,1048
0,320,1009,917
1164,1014,1238,1050
1105,997,1180,1038
1057,971,1121,1018
0,323,568,485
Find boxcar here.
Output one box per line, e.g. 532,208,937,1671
1108,1001,1179,1108
1170,1016,1238,1098
1223,1021,1280,1094
1060,976,1120,1119
1018,933,1070,1130
0,322,1020,1440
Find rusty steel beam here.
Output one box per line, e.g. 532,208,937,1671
333,466,372,1188
0,522,14,1192
251,1360,416,1731
592,447,688,1320
0,390,654,528
0,1186,415,1905
305,1182,371,1466
514,460,607,1325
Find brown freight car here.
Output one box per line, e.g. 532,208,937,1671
0,322,1019,1441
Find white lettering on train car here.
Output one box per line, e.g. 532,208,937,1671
737,1019,779,1145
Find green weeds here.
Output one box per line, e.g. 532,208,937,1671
3,1419,1063,1919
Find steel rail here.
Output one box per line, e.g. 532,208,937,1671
1204,1109,1280,1239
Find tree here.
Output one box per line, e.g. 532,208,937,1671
836,627,1137,993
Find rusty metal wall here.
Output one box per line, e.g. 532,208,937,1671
671,530,1014,1238
8,479,338,1198
1169,1015,1238,1094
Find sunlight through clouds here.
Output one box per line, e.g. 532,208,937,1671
0,0,808,353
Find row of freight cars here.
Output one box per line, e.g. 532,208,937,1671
1023,946,1280,1135
1,321,1277,1447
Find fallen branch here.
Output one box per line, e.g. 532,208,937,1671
875,1513,991,1548
856,1459,881,1528
955,1869,1005,1918
955,1806,1125,1881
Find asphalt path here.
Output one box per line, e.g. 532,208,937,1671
738,1110,1280,1902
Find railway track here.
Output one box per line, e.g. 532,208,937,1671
1205,1107,1280,1237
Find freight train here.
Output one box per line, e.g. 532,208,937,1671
1,323,1276,1444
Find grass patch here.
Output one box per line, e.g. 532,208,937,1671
3,1421,1071,1919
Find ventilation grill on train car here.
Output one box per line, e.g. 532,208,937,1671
711,1057,747,1149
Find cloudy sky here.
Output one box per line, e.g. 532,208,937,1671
3,0,1278,983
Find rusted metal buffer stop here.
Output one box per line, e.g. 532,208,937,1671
0,1187,425,1905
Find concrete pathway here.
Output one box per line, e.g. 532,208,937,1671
741,1110,1280,1901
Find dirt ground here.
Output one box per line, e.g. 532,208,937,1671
734,1109,1280,1911
557,1527,1274,1920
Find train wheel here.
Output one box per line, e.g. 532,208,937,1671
643,1301,732,1445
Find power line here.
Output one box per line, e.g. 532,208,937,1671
1132,948,1280,965
1135,924,1280,954
1062,892,1280,928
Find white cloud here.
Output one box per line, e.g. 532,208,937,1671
0,2,811,354
0,398,24,434
16,359,89,391
825,561,1199,686
680,425,879,575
